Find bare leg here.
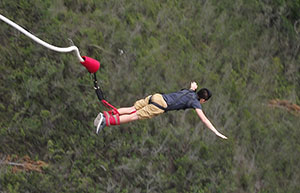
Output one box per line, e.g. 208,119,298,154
118,106,136,115
119,112,139,124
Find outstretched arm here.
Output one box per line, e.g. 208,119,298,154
195,108,227,139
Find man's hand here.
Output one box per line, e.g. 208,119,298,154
216,132,228,139
195,109,228,140
190,82,198,91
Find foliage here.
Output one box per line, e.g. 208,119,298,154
0,0,300,192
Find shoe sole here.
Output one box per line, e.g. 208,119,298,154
96,113,104,134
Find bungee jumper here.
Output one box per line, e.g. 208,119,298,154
94,82,228,139
1,14,227,140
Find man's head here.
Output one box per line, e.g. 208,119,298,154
197,88,212,104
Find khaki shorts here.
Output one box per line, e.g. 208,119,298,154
134,93,167,119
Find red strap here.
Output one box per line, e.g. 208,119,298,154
101,100,119,115
103,110,120,126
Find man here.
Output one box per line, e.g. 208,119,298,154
94,82,227,139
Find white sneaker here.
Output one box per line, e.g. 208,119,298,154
94,112,106,134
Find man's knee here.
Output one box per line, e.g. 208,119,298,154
129,106,137,114
131,112,139,121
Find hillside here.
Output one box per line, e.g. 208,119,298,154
1,0,300,192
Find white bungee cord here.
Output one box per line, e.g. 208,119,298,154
0,14,84,62
1,14,123,129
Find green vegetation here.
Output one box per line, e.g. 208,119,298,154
1,0,299,192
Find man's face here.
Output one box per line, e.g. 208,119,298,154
200,99,206,104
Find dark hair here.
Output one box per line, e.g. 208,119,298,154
197,88,212,101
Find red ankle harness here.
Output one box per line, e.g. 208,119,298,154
92,73,120,126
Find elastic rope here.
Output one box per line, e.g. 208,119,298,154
0,14,84,62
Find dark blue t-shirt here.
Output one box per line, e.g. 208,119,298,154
162,89,202,111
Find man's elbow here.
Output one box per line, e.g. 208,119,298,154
199,116,209,125
196,109,209,124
